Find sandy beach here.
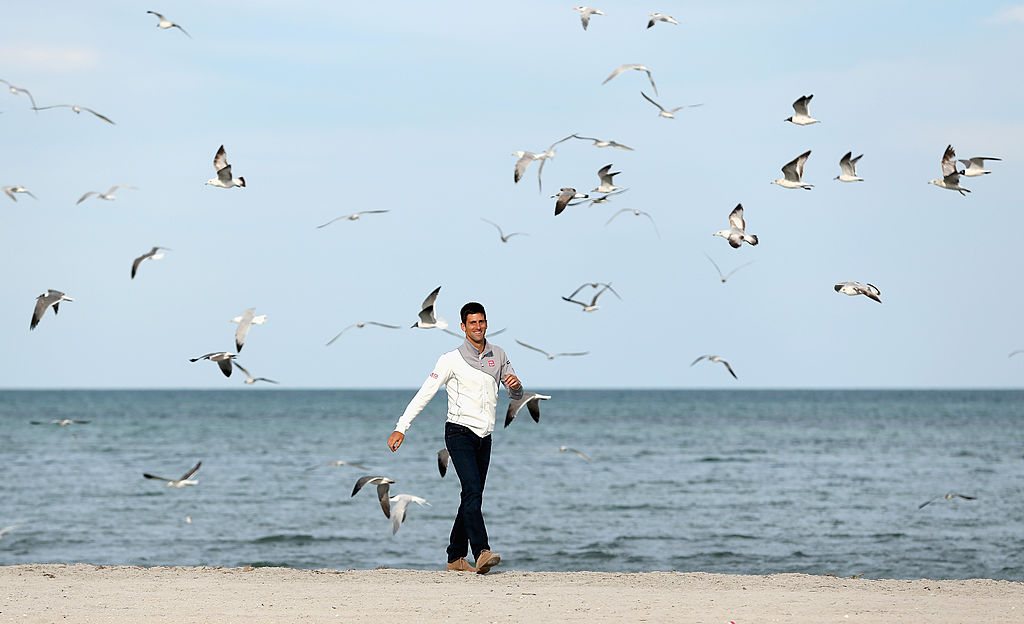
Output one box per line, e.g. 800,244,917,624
2,564,1021,623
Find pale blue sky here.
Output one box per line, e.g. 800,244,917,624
2,2,1023,388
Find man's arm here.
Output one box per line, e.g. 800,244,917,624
501,357,524,400
389,355,451,452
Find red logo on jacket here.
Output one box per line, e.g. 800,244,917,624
430,372,439,379
487,360,495,367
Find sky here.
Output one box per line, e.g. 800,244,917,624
2,2,1024,389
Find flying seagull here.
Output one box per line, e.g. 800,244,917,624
606,208,659,237
306,459,370,471
918,493,976,509
562,282,620,312
552,187,588,216
928,145,970,195
602,64,658,95
704,253,753,284
33,104,115,124
143,461,202,488
835,152,864,182
234,362,279,385
958,156,1001,177
189,352,237,377
834,281,881,303
0,79,37,111
231,308,266,352
326,321,401,346
647,13,679,28
146,11,192,38
411,286,447,329
516,340,589,360
504,392,551,428
512,134,576,192
772,150,813,189
713,203,758,248
785,94,819,125
691,355,738,379
77,185,136,205
352,476,395,518
30,419,90,425
481,218,527,243
573,6,605,30
3,185,37,201
641,91,701,119
437,449,450,477
30,290,74,331
558,446,592,462
592,164,623,193
206,145,246,188
388,494,431,535
131,246,171,279
316,210,389,229
571,135,634,151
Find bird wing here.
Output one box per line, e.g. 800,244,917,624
376,483,392,518
724,261,754,280
526,394,546,423
325,324,357,346
513,151,535,183
941,145,957,177
131,253,148,279
234,362,253,380
608,141,634,151
794,150,811,180
561,297,586,308
691,355,710,366
421,286,441,311
641,91,665,112
77,191,98,204
546,133,577,152
147,10,166,19
554,191,572,216
234,309,254,351
437,449,450,477
704,254,725,280
179,461,202,481
642,68,658,95
839,152,854,176
605,208,630,225
728,204,746,231
29,294,53,330
143,473,172,482
418,305,437,325
516,340,550,357
82,107,115,124
108,185,136,195
554,351,589,357
217,358,233,377
602,64,631,84
213,145,229,172
365,321,400,329
792,94,812,117
721,360,738,379
173,24,192,38
596,164,616,185
316,216,345,229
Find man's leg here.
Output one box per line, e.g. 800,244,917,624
444,423,490,562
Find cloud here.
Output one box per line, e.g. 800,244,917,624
0,44,100,72
987,6,1024,23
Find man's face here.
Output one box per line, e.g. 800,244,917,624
462,312,487,342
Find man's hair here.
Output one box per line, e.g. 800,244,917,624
460,302,486,324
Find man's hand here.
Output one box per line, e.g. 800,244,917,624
503,374,522,390
387,431,404,452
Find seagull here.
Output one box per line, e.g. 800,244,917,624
230,308,266,352
443,327,506,339
772,150,813,189
76,185,136,205
0,79,37,111
512,134,576,192
606,208,659,237
957,156,1001,177
316,210,389,229
412,286,448,329
33,104,115,124
834,281,881,303
562,282,620,312
0,525,17,538
3,185,37,201
641,91,701,119
835,152,864,182
704,253,753,283
388,494,431,535
592,164,623,194
234,362,279,385
573,6,605,30
146,11,192,38
918,493,977,509
326,321,401,346
602,64,658,95
504,392,551,428
351,476,395,518
131,246,171,279
30,290,74,331
713,203,758,248
481,218,527,243
647,13,679,28
437,449,450,477
784,94,819,125
558,446,592,462
570,135,634,151
569,188,628,208
206,145,246,188
306,459,370,471
30,419,90,425
189,352,237,377
143,461,202,488
691,355,738,379
516,340,589,360
928,145,970,195
552,187,588,216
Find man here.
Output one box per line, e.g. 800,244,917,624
387,302,523,574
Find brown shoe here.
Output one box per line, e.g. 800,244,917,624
474,550,500,574
446,557,476,572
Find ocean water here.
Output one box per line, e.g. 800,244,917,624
0,389,1021,580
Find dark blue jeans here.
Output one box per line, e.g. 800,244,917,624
444,422,491,563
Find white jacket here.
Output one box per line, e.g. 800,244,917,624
395,340,522,438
